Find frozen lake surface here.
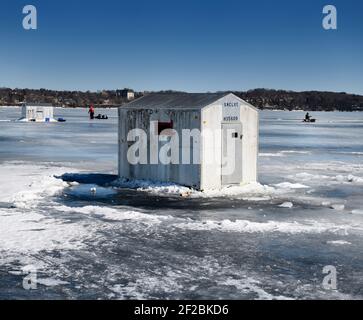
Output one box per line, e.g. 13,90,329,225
0,107,362,299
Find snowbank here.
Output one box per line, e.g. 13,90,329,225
112,178,277,200
288,172,363,185
0,209,90,252
0,162,74,208
173,218,356,235
0,162,89,255
111,177,191,195
54,205,171,225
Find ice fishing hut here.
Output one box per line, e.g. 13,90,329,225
19,103,56,122
118,93,259,190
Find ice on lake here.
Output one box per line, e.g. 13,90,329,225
0,107,362,299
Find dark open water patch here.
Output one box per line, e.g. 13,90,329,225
54,173,339,228
58,173,118,185
56,173,277,213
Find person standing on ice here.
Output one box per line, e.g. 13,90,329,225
88,105,95,120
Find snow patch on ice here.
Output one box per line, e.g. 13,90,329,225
330,204,345,211
327,240,352,246
335,151,363,156
259,152,284,157
274,182,309,189
259,150,310,158
0,163,92,257
202,183,275,199
0,162,74,209
174,219,355,235
280,150,311,155
219,278,292,300
54,205,170,225
11,175,69,209
279,202,294,208
110,275,184,299
288,172,363,185
36,278,69,287
0,209,90,252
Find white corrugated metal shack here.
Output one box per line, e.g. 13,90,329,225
19,103,56,122
118,93,259,190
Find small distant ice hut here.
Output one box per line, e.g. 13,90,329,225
19,103,56,122
118,93,259,190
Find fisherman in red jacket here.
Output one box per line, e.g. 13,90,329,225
88,105,95,120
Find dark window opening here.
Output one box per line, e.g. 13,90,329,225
158,120,173,135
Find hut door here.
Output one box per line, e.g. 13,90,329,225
221,123,243,185
36,110,44,121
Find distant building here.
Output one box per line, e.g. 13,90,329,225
117,89,135,101
118,93,259,190
18,103,56,122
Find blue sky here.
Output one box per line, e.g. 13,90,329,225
0,0,362,94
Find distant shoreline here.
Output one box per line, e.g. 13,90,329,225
1,88,362,111
1,105,362,112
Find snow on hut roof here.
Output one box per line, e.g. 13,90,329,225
122,93,230,109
